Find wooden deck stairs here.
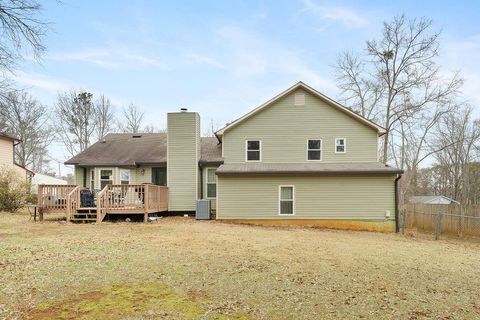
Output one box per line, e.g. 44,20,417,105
71,207,97,223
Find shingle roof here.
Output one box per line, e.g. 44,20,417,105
215,162,403,175
0,132,20,142
65,133,223,167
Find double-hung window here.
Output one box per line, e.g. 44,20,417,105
246,140,261,161
335,138,346,153
206,168,217,198
279,186,294,215
307,139,322,161
100,170,113,189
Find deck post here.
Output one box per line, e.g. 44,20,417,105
144,184,149,223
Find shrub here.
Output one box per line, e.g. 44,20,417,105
0,166,31,212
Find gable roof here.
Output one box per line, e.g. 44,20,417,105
65,133,222,167
215,81,386,140
410,195,460,205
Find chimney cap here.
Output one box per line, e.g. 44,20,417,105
180,107,188,112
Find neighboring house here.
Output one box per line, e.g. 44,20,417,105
410,196,460,205
0,132,34,181
61,81,402,230
31,173,68,194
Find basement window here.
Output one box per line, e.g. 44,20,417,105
307,139,322,161
246,140,261,161
279,186,294,215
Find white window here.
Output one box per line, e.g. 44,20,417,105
335,138,346,153
206,168,216,198
100,169,113,189
279,186,294,215
307,139,322,161
120,169,130,185
246,140,261,161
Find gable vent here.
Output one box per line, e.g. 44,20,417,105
294,92,305,106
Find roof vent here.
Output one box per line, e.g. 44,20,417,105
180,107,188,112
132,134,142,138
101,138,106,143
294,92,305,106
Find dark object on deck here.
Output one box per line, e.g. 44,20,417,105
80,189,95,207
196,200,211,220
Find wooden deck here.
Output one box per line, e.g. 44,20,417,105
37,184,169,223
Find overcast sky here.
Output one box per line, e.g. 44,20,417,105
14,0,480,175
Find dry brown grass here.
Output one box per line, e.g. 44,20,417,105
1,212,480,319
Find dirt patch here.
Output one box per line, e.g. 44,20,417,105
25,283,213,320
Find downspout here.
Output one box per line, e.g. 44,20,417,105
394,174,403,233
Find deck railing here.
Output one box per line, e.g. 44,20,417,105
96,184,169,222
37,185,78,214
66,186,80,222
146,184,169,212
38,184,169,223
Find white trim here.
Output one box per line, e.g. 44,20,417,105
245,139,262,162
306,139,322,161
205,167,217,199
335,137,346,154
215,82,386,138
99,167,115,189
278,185,295,216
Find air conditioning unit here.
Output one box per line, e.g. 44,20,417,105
196,200,211,220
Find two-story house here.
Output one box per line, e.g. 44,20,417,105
0,132,34,180
62,82,402,231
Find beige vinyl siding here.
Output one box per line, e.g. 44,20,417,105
167,112,200,211
133,167,152,184
217,174,395,220
223,88,378,163
74,167,85,186
0,137,14,168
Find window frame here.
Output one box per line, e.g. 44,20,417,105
206,168,217,199
335,138,346,154
306,139,322,161
245,139,262,162
120,169,130,185
99,168,114,190
278,185,295,216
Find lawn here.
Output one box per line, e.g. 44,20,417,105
1,212,480,319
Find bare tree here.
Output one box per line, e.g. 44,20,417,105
0,91,52,172
202,118,222,137
335,14,462,163
433,106,480,202
55,90,96,157
94,94,115,140
118,103,144,133
0,0,48,100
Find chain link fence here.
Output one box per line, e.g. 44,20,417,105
400,203,480,239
